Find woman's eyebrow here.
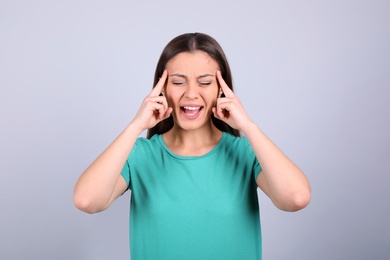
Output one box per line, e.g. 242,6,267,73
170,73,186,78
198,74,214,79
169,73,214,79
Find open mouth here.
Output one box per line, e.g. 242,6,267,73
180,106,203,118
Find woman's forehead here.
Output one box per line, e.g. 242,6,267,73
166,51,219,74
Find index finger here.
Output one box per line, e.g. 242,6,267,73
151,70,168,96
216,70,234,98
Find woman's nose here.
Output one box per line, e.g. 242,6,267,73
184,83,198,99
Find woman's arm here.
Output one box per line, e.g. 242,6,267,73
73,71,172,214
73,123,143,214
243,123,311,212
213,71,311,212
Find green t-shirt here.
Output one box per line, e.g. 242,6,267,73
121,132,262,259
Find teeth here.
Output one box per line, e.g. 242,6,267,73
183,106,200,111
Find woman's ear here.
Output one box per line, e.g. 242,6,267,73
219,88,225,98
160,86,166,96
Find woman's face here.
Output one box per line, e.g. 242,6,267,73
165,51,220,131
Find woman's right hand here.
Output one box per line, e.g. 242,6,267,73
74,71,173,214
131,70,173,130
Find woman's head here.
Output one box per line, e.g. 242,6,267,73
147,32,240,139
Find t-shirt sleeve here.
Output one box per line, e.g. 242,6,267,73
253,157,262,180
121,160,131,187
244,138,262,180
120,140,139,189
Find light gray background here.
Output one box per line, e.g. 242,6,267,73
1,0,389,259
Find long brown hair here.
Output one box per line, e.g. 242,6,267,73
147,33,240,139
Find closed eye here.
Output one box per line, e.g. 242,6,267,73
172,82,185,85
199,82,211,86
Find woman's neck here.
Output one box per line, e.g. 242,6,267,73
162,123,223,156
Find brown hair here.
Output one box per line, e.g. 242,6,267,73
146,32,240,139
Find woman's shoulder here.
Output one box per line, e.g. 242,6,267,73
128,135,164,160
219,132,250,152
222,132,249,145
135,134,161,147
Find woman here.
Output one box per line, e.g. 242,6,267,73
74,32,311,259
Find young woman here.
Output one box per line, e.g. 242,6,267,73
74,32,311,259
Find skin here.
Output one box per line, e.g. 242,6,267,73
213,70,311,211
162,51,222,156
73,51,311,214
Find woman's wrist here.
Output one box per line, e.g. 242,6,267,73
127,120,146,135
240,120,258,137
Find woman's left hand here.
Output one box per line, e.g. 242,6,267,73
212,70,253,131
